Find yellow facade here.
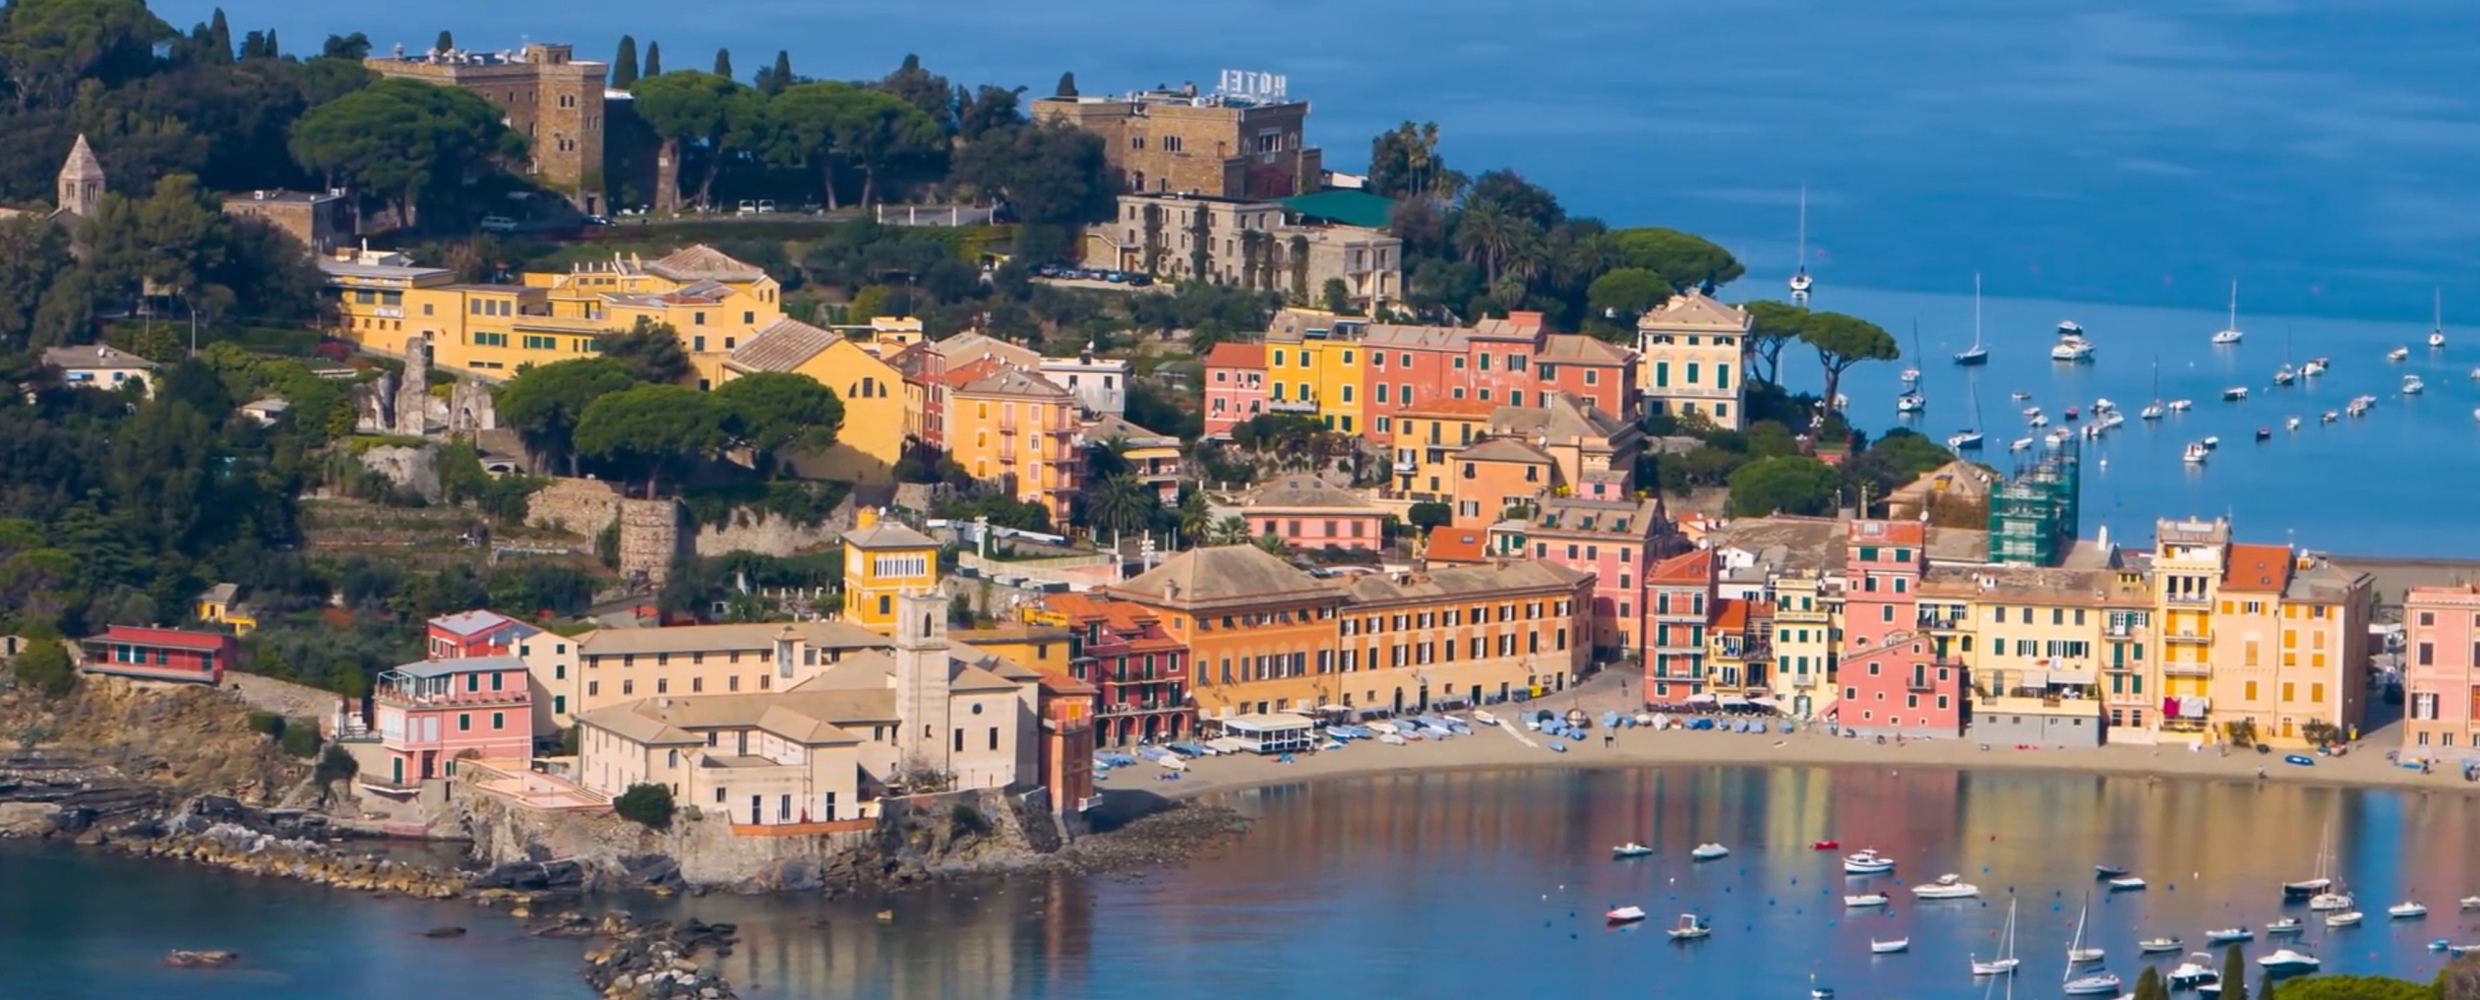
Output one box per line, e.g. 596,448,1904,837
1388,401,1496,499
1767,571,1837,712
1264,309,1367,434
327,245,785,387
722,324,908,484
945,369,1084,525
841,509,940,635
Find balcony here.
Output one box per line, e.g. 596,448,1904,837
2166,593,2211,605
1393,459,1416,475
372,306,405,319
1267,399,1319,413
2162,662,2212,678
1916,614,1962,630
1791,675,1820,689
2164,631,2212,645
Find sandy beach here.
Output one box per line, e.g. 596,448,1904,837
1148,673,2470,802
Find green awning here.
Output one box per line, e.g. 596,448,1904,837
1280,189,1396,229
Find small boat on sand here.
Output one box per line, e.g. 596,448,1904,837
2108,876,2147,891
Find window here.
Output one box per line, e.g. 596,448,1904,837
457,714,471,731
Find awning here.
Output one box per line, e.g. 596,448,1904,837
1687,693,1719,704
1749,697,1780,708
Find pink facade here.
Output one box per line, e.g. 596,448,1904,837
1645,549,1717,705
1361,328,1461,439
1510,497,1671,656
1461,314,1548,408
1833,520,1965,737
1535,334,1639,417
2404,585,2480,757
78,626,234,685
372,655,532,787
427,610,538,659
1202,342,1267,437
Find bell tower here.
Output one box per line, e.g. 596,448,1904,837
893,589,953,778
57,134,105,218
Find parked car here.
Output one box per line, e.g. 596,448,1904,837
580,214,613,226
478,215,519,233
735,199,760,216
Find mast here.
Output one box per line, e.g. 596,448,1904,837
1790,184,1812,306
2229,279,2239,331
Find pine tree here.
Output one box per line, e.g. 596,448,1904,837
434,30,453,53
207,9,233,63
612,35,639,88
2222,944,2248,1000
712,48,731,78
643,41,661,77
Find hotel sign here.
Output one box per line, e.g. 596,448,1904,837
1217,69,1289,102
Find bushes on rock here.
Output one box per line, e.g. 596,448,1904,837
314,744,359,784
246,711,286,737
615,783,674,831
279,720,321,758
11,639,76,698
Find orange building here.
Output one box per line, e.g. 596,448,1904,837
944,367,1086,525
1449,437,1557,528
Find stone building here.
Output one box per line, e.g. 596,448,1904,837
222,188,353,255
1033,77,1321,199
1081,193,1399,308
365,42,607,211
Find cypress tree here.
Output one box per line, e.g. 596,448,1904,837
762,49,791,94
1055,71,1077,97
712,48,731,78
643,41,661,77
2133,967,2167,1000
2257,971,2277,1000
434,29,453,53
2222,944,2248,1000
207,9,233,63
265,29,279,58
612,35,638,88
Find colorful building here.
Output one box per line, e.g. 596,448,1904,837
1046,593,1193,745
722,318,909,484
194,583,258,635
2403,584,2480,757
1833,519,1965,737
945,367,1085,525
1388,399,1497,501
1201,341,1268,437
1533,334,1640,418
1488,394,1643,497
568,620,892,722
370,656,534,788
1635,290,1748,429
1644,549,1717,705
840,508,940,635
1448,438,1557,528
1237,476,1386,552
76,626,235,685
1496,496,1676,657
427,610,540,659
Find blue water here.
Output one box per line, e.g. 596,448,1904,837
11,767,2480,998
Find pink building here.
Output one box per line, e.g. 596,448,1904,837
1238,476,1387,552
1534,334,1640,417
2403,584,2480,758
77,626,236,685
1202,341,1267,437
1502,497,1680,657
1645,548,1717,705
371,656,533,788
427,610,539,659
1361,322,1464,439
1832,520,1966,737
1461,312,1549,408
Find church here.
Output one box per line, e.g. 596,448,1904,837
0,133,108,227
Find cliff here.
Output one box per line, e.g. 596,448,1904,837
0,677,328,837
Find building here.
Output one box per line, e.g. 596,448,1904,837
1644,549,1717,704
365,42,607,211
722,318,908,483
1046,593,1194,745
840,509,940,634
1033,76,1321,200
1989,438,2082,566
2403,584,2480,757
1080,195,1399,310
1497,497,1676,657
1034,673,1099,814
1236,476,1385,552
426,610,540,659
945,367,1085,524
2193,538,2370,746
576,692,870,828
565,619,892,722
1833,520,1966,737
886,342,949,449
1635,290,1749,429
1388,399,1497,501
1704,597,1773,696
76,626,236,685
1447,438,1557,528
222,188,352,255
194,583,258,635
1488,394,1643,498
1533,334,1640,418
1041,344,1132,417
43,344,157,395
1201,342,1267,437
1080,413,1182,503
427,610,578,735
1263,309,1367,433
1767,567,1842,716
369,656,533,788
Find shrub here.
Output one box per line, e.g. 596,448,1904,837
279,721,321,758
12,640,76,698
314,744,359,784
950,803,989,835
614,783,674,831
246,711,287,738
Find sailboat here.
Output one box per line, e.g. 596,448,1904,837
1972,899,2021,976
2141,357,2166,420
2212,279,2245,344
2432,289,2447,348
1954,274,1989,365
2274,330,2297,385
1949,282,1987,450
1789,184,1813,306
2285,819,2336,899
1898,320,1927,414
2066,893,2105,964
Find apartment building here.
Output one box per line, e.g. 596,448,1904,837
945,367,1086,525
2404,585,2480,756
1645,548,1718,705
565,620,892,722
722,318,909,483
1046,593,1194,745
1494,497,1677,656
1201,341,1267,437
1236,476,1386,552
1636,289,1749,429
1835,519,1966,738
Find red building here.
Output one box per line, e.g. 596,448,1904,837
1534,334,1640,417
1832,520,1965,737
1644,549,1718,705
370,656,533,788
77,626,236,685
1036,673,1099,817
426,610,539,659
1202,341,1267,438
1046,593,1193,745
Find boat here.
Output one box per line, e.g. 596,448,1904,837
2273,364,2296,385
2012,390,2033,402
2304,357,2330,377
2286,416,2301,431
1913,873,1980,899
2264,917,2304,936
1810,989,1833,1000
2309,891,2354,912
1613,842,1654,858
2321,410,2339,423
1845,893,1891,908
2221,386,2248,401
2460,896,2480,911
2288,820,2339,900
1897,389,1925,414
2066,893,2104,964
2064,406,2080,421
2202,435,2220,449
1666,913,1711,941
2028,413,2049,427
2183,442,2209,465
2390,900,2429,919
1789,186,1814,305
2206,927,2254,944
2094,865,2130,879
1812,840,1840,851
2108,876,2147,891
2140,402,2164,420
2169,953,2221,989
1950,360,1985,450
1606,905,1648,924
1691,842,1730,861
2167,399,2194,412
1872,938,1910,954
2390,346,2411,362
2432,288,2447,348
2064,972,2122,996
1973,899,2022,977
2138,937,2183,954
1844,849,1896,874
2212,280,2245,344
2052,319,2095,362
1472,710,1498,726
2258,949,2320,973
2010,437,2033,452
2022,405,2042,419
2254,427,2272,442
2404,374,2426,395
2324,910,2362,928
1955,275,1989,365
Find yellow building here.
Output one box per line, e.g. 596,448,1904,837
945,368,1085,525
325,245,785,387
2150,518,2226,737
1265,308,1367,434
1634,289,1748,429
841,508,939,634
1388,399,1496,500
194,583,258,636
723,318,908,484
1766,569,1839,715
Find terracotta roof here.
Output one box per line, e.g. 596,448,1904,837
1649,548,1715,585
1108,545,1335,610
1425,530,1490,565
1241,476,1374,511
1458,437,1556,464
725,318,842,373
1202,342,1265,369
1081,413,1176,447
1849,520,1928,546
1491,395,1631,446
956,366,1071,401
1468,311,1547,341
940,356,1007,389
1341,561,1589,604
842,517,936,550
1635,289,1750,332
1709,597,1749,630
1536,333,1633,363
1529,497,1666,538
645,244,765,283
2222,543,2293,592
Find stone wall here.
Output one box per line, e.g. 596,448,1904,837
690,496,858,558
528,478,624,537
360,444,441,502
525,478,681,586
616,499,681,586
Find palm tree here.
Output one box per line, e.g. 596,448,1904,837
1252,530,1291,557
1086,473,1152,540
1453,202,1521,284
1208,515,1254,546
1175,489,1213,544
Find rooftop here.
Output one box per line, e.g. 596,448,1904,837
1201,341,1265,369
1706,515,1846,574
1535,333,1635,363
1424,529,1490,565
44,344,158,371
386,654,528,680
579,620,889,657
578,692,881,748
796,650,1026,695
1241,476,1373,511
644,245,766,283
1109,546,1336,610
725,317,843,373
1342,561,1589,604
429,609,533,638
2222,543,2294,593
842,514,936,550
956,366,1072,401
1279,189,1395,229
1636,289,1750,332
1458,437,1556,465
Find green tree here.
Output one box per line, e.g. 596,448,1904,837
0,216,77,351
712,371,843,456
1586,267,1672,319
1609,227,1744,291
289,77,524,229
11,637,74,697
0,0,173,110
610,35,638,88
204,8,231,63
879,54,954,127
597,318,691,383
495,357,635,475
1321,277,1354,315
768,81,940,210
2222,944,2249,1000
1865,428,1955,478
432,30,452,53
574,383,726,497
756,49,793,95
1366,121,1453,201
642,40,660,76
319,32,368,60
1084,473,1153,539
951,119,1111,230
2266,975,2430,1000
629,70,762,213
613,782,674,830
1798,311,1898,417
711,47,731,78
1407,501,1452,535
1743,300,1809,386
2133,966,2168,1000
1725,455,1841,517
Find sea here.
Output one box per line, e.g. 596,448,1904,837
11,766,2480,999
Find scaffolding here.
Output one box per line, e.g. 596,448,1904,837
1989,435,2080,566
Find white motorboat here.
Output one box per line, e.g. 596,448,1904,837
2389,346,2411,362
2258,949,2320,973
2183,442,2209,465
2028,413,2049,427
1606,905,1648,924
2167,399,2194,412
1666,912,1711,941
2303,358,2328,376
2100,411,2124,429
1844,849,1896,874
2221,386,2248,401
2211,280,2245,344
2433,332,2448,348
1871,938,1910,954
2092,397,2116,412
2324,910,2363,928
1897,389,1925,414
2010,437,2033,453
2390,900,2429,919
2169,954,2221,989
1845,893,1891,908
1948,430,1984,451
1613,842,1654,858
1912,873,1980,899
2064,972,2122,996
2286,416,2301,431
2137,937,2182,954
2052,320,2096,362
2140,402,2164,420
2022,405,2043,419
2012,391,2033,402
2460,896,2480,911
1691,842,1730,861
2321,410,2339,423
2264,917,2304,936
2404,374,2426,395
1972,899,2021,977
2108,876,2147,891
2308,891,2354,912
2206,927,2254,944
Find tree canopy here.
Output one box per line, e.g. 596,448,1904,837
495,357,636,474
628,70,763,212
1724,456,1842,517
574,383,727,497
289,77,523,228
1797,310,1899,417
713,371,843,456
